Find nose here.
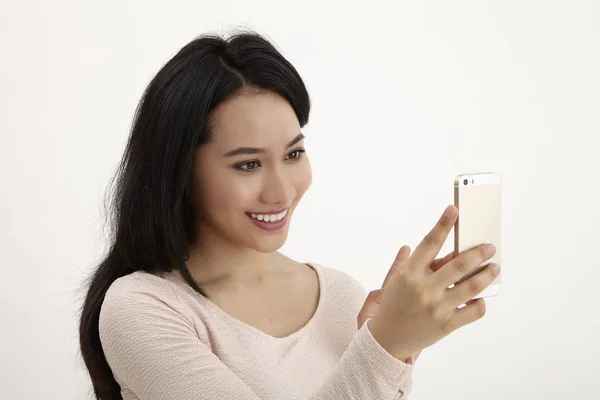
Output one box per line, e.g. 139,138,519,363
260,166,294,205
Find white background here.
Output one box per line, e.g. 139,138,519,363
1,1,599,399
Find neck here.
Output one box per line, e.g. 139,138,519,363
185,228,282,287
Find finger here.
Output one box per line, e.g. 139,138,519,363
406,205,458,274
447,298,487,332
431,243,496,290
429,251,455,273
442,263,500,311
382,245,411,288
363,289,383,306
413,350,422,362
357,289,382,328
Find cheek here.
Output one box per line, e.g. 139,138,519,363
202,176,257,212
191,163,251,216
295,160,313,196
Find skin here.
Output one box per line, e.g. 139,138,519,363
357,247,457,361
175,89,316,338
367,206,500,362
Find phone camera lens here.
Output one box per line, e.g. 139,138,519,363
463,179,468,185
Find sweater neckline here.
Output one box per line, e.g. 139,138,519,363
163,262,325,343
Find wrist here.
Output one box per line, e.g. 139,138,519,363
366,317,413,362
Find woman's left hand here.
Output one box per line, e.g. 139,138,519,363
357,245,455,362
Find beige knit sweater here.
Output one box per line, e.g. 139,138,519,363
99,263,414,399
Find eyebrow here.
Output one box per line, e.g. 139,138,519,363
222,133,305,157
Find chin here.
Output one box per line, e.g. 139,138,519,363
248,230,290,253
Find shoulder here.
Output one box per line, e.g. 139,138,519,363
309,262,367,309
101,270,181,309
310,262,366,294
99,271,194,339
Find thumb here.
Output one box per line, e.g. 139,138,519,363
381,245,411,288
357,289,382,328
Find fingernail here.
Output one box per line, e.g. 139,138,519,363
487,244,496,254
491,263,501,274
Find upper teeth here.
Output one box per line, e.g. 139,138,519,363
250,209,288,223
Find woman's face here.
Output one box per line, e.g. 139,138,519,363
189,90,312,253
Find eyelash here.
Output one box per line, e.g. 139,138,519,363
234,148,306,173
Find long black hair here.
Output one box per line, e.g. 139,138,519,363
79,30,311,400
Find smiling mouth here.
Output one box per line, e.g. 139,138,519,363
245,209,288,223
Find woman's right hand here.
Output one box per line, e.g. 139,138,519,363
367,205,500,362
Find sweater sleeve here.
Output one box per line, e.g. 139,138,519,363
99,278,413,400
309,320,413,399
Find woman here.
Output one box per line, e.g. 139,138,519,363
79,31,499,400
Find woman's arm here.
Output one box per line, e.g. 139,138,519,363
308,319,413,399
99,286,262,399
99,281,413,400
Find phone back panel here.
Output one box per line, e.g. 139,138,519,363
454,172,502,285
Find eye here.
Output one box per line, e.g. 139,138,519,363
235,160,261,172
285,148,306,161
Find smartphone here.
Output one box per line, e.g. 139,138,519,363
453,172,501,299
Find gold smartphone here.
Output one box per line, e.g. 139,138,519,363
454,172,501,299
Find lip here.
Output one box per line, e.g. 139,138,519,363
246,207,289,215
246,210,289,232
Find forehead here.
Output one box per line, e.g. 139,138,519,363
209,91,301,149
